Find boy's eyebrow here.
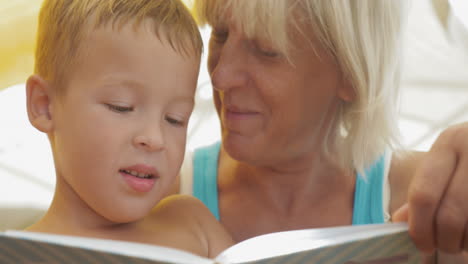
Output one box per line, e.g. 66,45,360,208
99,78,169,92
99,77,146,90
99,77,195,103
170,95,195,106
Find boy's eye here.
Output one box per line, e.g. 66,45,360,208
165,116,185,127
106,104,133,113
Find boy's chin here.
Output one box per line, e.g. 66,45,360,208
114,214,146,225
98,206,149,225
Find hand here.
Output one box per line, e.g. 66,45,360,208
393,122,468,255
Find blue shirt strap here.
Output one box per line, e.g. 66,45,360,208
192,141,222,220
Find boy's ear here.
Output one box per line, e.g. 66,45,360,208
26,75,54,133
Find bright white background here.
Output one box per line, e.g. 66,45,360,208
0,0,467,215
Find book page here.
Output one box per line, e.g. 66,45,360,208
215,223,420,264
2,230,214,264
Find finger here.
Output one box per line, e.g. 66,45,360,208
464,222,468,252
392,203,409,222
408,146,457,253
435,158,468,253
420,253,436,264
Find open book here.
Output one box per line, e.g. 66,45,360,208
0,223,421,264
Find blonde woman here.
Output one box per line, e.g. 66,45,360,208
178,0,468,262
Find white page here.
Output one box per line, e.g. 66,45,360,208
3,230,214,264
215,223,409,264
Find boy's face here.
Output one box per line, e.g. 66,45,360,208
50,21,199,223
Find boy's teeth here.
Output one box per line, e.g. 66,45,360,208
123,169,152,179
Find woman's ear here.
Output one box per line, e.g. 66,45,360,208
337,79,355,102
26,75,54,133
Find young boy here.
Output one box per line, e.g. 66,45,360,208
24,0,233,258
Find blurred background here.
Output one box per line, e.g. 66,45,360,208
0,0,467,228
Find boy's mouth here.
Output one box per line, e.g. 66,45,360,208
119,169,155,179
119,165,159,193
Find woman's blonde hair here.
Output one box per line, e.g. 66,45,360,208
35,0,203,95
194,0,408,174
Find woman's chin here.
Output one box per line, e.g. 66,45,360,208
223,135,262,163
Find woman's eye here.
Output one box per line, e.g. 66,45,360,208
106,104,133,113
253,41,280,58
165,116,185,127
256,46,279,58
258,49,279,58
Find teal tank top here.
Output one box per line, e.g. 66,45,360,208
193,141,386,225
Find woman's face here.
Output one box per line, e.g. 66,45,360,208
207,18,352,168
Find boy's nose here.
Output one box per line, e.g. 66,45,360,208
133,124,165,152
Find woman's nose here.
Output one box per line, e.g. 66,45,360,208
208,34,248,92
133,123,165,152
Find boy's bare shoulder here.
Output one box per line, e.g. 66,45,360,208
135,195,211,256
147,194,218,241
151,194,212,219
149,195,234,258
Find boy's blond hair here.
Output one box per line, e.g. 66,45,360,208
35,0,203,95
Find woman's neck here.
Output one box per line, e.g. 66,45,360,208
217,148,356,242
218,147,355,214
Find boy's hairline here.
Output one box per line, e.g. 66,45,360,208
48,17,201,97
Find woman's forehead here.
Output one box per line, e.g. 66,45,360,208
199,0,325,60
202,0,288,26
209,1,291,42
